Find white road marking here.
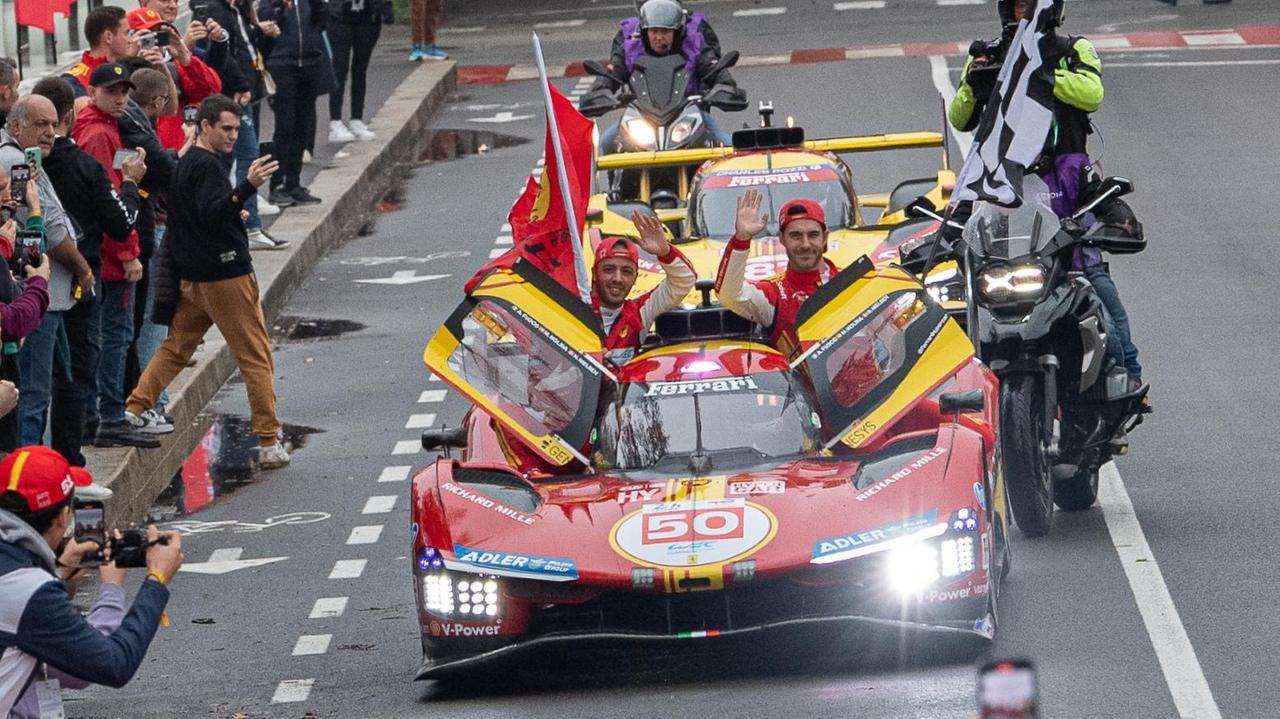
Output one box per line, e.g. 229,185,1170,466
429,373,443,382
393,439,420,455
1105,59,1280,68
1090,36,1134,49
271,679,314,703
929,55,974,157
1181,32,1246,46
329,559,367,579
208,548,243,562
509,64,565,81
834,0,885,8
1099,465,1221,718
406,413,438,429
500,223,511,232
379,465,412,482
468,111,535,124
489,248,508,258
533,18,587,28
362,495,398,514
346,525,384,545
494,235,513,246
292,634,332,656
847,46,905,59
181,550,289,575
309,597,349,619
354,270,449,285
439,26,485,33
733,7,786,16
937,0,984,4
418,389,447,403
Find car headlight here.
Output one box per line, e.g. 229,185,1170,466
977,264,1046,306
886,542,940,596
625,118,656,148
418,548,502,618
924,267,965,304
669,115,700,146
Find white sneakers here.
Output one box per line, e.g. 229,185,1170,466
125,409,174,435
257,196,281,217
348,119,375,141
248,228,290,250
259,441,291,469
329,119,376,143
328,119,355,143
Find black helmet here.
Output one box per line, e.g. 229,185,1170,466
639,0,686,32
997,0,1065,30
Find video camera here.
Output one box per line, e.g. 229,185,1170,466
85,530,171,568
965,23,1019,98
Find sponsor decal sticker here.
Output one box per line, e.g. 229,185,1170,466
429,620,503,637
452,545,578,580
922,583,988,603
644,377,759,397
616,484,665,504
702,165,841,189
611,498,777,568
727,479,785,496
974,482,986,510
441,481,536,525
855,447,947,501
811,509,939,561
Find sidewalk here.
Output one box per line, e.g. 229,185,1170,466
84,50,458,525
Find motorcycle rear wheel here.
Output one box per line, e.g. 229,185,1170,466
1000,374,1054,538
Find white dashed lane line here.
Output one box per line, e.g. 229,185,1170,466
419,389,447,403
271,678,315,704
346,525,385,545
329,559,367,579
495,235,513,246
292,634,332,656
406,413,438,429
489,248,508,258
393,439,421,455
835,1,885,8
532,18,587,28
309,597,349,619
378,466,412,482
362,495,398,514
734,7,786,16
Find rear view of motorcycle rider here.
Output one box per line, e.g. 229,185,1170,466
950,0,1143,386
592,0,740,151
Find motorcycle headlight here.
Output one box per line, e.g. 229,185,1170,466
669,115,701,146
625,118,656,148
977,264,1046,306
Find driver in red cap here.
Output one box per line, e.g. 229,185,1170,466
592,210,696,365
715,189,839,348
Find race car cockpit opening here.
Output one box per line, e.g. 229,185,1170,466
691,167,854,239
593,370,822,475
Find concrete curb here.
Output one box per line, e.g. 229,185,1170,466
90,61,458,525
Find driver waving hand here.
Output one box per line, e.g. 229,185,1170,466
715,189,838,349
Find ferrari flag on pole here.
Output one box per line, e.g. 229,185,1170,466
464,83,595,294
951,0,1059,208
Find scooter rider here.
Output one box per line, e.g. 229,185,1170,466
949,0,1142,385
605,0,722,73
591,0,738,150
715,189,839,351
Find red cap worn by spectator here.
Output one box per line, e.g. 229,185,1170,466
594,236,640,265
2,446,93,511
778,199,826,233
127,7,165,31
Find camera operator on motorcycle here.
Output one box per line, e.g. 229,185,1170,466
949,0,1143,387
589,0,741,152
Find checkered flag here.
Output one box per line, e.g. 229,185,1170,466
952,0,1060,207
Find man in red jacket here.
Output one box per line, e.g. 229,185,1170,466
715,189,839,352
71,63,155,448
126,7,222,151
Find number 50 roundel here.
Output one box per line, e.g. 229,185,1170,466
609,498,778,568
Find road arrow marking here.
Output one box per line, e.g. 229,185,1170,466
468,111,535,124
354,271,450,285
181,547,288,575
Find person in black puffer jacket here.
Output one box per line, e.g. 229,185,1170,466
256,0,327,208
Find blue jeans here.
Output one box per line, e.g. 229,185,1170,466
232,105,261,231
17,310,64,446
1085,266,1141,378
96,281,136,422
137,226,171,411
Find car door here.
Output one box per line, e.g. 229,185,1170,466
789,257,974,450
423,260,610,467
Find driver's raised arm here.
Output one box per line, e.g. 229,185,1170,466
630,211,697,329
715,190,775,327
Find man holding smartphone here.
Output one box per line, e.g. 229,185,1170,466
0,445,183,718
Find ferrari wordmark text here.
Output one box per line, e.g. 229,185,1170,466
645,377,759,397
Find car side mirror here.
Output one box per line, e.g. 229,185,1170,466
586,208,604,225
939,389,984,414
422,426,467,453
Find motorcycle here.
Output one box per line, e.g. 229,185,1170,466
579,51,746,204
901,175,1151,537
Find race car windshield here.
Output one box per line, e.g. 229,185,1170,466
594,371,822,474
692,169,853,239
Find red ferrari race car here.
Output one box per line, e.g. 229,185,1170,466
412,257,1010,680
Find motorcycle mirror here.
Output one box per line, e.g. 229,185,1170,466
582,59,612,78
904,196,942,220
422,426,467,454
1072,176,1135,219
717,50,740,71
939,389,985,414
1084,224,1147,255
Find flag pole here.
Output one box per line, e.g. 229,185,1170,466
532,31,591,304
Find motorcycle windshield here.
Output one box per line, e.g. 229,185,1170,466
961,175,1060,261
630,54,692,126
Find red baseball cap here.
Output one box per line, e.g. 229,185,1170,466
778,199,827,233
2,446,93,511
594,236,639,265
127,7,165,31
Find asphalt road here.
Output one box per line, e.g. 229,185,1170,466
67,2,1280,718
